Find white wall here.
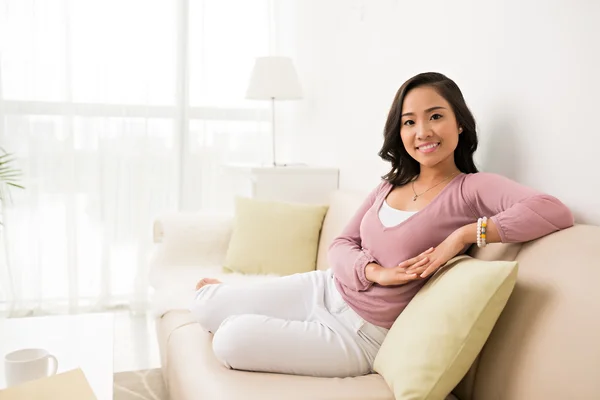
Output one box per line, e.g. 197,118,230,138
274,0,600,225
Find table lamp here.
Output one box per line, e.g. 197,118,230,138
246,56,303,166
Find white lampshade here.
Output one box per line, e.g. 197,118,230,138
246,56,303,100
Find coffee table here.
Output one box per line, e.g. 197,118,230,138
0,313,114,399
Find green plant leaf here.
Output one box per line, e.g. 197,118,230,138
0,171,22,177
7,182,24,190
0,153,14,162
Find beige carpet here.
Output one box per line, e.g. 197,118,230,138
113,368,168,400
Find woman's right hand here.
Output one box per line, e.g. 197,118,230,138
365,248,433,286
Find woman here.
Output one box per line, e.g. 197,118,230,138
190,72,574,379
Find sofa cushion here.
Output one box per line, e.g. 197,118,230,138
224,197,328,275
373,256,518,400
151,212,233,268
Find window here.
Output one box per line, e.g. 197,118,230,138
0,0,271,314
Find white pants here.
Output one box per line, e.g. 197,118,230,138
189,269,388,378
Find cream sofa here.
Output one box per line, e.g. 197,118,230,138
149,189,600,400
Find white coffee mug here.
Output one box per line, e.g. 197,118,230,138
4,348,59,387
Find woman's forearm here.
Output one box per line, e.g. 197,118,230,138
329,238,376,291
457,219,501,246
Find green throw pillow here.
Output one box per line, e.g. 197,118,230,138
374,255,518,400
223,197,328,276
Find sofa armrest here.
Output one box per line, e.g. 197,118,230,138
150,211,234,269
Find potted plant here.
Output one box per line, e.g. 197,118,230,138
0,148,24,223
0,148,23,314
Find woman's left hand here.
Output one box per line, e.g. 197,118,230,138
407,229,467,279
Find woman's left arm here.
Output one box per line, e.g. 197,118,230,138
415,172,574,278
460,172,574,243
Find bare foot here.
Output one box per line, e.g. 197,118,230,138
195,278,222,290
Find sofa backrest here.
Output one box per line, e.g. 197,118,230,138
466,224,600,400
317,189,600,400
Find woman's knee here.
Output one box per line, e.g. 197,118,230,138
189,284,223,333
212,314,257,369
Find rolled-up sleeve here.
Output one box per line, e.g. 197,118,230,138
462,173,574,243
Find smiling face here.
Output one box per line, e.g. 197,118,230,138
400,86,462,171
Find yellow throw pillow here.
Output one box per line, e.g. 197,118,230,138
373,255,518,400
223,197,328,275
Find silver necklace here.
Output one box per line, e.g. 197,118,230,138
411,173,458,201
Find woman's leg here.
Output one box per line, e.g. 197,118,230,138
211,313,372,378
189,270,327,333
190,269,383,377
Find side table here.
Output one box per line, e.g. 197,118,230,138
0,313,114,399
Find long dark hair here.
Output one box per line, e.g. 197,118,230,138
379,72,479,186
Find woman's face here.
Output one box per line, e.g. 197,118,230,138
399,86,461,169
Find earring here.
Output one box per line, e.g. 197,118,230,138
459,127,463,134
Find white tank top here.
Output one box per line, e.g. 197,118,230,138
378,199,418,228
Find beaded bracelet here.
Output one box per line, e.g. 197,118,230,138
477,217,488,248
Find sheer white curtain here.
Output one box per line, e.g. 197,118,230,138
0,0,271,316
